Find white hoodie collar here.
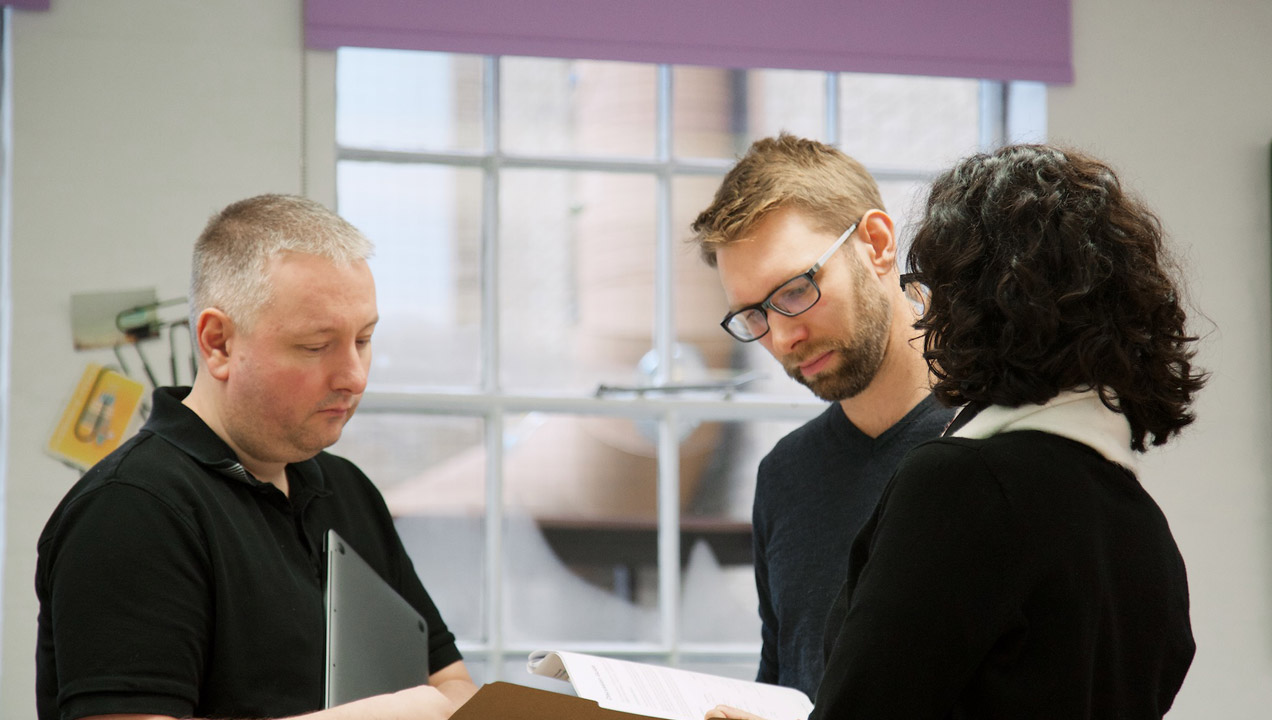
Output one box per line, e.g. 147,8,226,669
950,389,1138,473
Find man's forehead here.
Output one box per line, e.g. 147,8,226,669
717,222,828,301
256,256,376,325
263,308,378,341
266,250,370,273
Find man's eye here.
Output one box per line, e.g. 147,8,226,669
775,284,811,305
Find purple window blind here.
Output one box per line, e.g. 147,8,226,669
305,0,1072,84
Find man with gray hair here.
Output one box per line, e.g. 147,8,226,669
36,194,476,720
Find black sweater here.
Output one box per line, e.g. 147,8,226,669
811,431,1194,719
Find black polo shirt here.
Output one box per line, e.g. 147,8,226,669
36,387,461,720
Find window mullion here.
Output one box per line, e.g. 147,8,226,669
978,80,1006,150
483,56,501,394
482,54,505,676
654,64,674,385
825,71,839,145
658,409,681,660
654,64,681,658
483,407,504,674
1005,81,1048,144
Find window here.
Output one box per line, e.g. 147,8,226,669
329,48,1038,683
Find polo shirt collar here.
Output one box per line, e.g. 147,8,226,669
143,387,333,500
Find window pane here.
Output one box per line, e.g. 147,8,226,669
499,170,656,392
329,414,487,641
745,69,826,146
674,67,826,159
680,419,805,645
838,73,982,172
336,48,484,153
877,178,932,268
501,57,656,157
672,66,738,159
499,412,664,644
672,174,740,384
338,160,482,388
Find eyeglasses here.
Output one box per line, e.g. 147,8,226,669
720,229,932,342
899,272,931,317
720,223,858,342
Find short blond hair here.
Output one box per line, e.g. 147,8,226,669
190,194,373,331
690,133,885,266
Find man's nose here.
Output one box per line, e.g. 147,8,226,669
332,343,369,394
762,312,808,357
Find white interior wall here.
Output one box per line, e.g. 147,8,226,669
1048,0,1272,715
0,1,308,715
2,0,1270,718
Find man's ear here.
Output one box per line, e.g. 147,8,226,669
194,309,235,381
857,209,898,278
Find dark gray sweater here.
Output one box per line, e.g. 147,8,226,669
753,394,954,698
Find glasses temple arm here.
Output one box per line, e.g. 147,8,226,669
808,222,857,275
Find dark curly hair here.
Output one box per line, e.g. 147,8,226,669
908,144,1207,451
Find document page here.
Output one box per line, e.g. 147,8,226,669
528,650,812,720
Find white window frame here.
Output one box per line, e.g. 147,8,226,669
326,53,1042,679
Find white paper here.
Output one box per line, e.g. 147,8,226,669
528,650,812,720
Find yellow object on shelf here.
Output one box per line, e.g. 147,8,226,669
47,364,146,471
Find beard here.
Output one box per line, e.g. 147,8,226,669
782,259,892,402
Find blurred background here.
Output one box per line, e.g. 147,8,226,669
2,1,1270,717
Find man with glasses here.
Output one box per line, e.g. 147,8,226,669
690,134,955,700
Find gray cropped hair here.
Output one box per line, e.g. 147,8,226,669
190,194,374,331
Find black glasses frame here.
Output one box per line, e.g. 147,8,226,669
719,271,823,342
720,222,861,343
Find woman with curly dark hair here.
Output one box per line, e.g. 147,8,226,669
911,144,1205,452
708,145,1206,719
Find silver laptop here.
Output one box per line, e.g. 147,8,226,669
323,528,431,708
